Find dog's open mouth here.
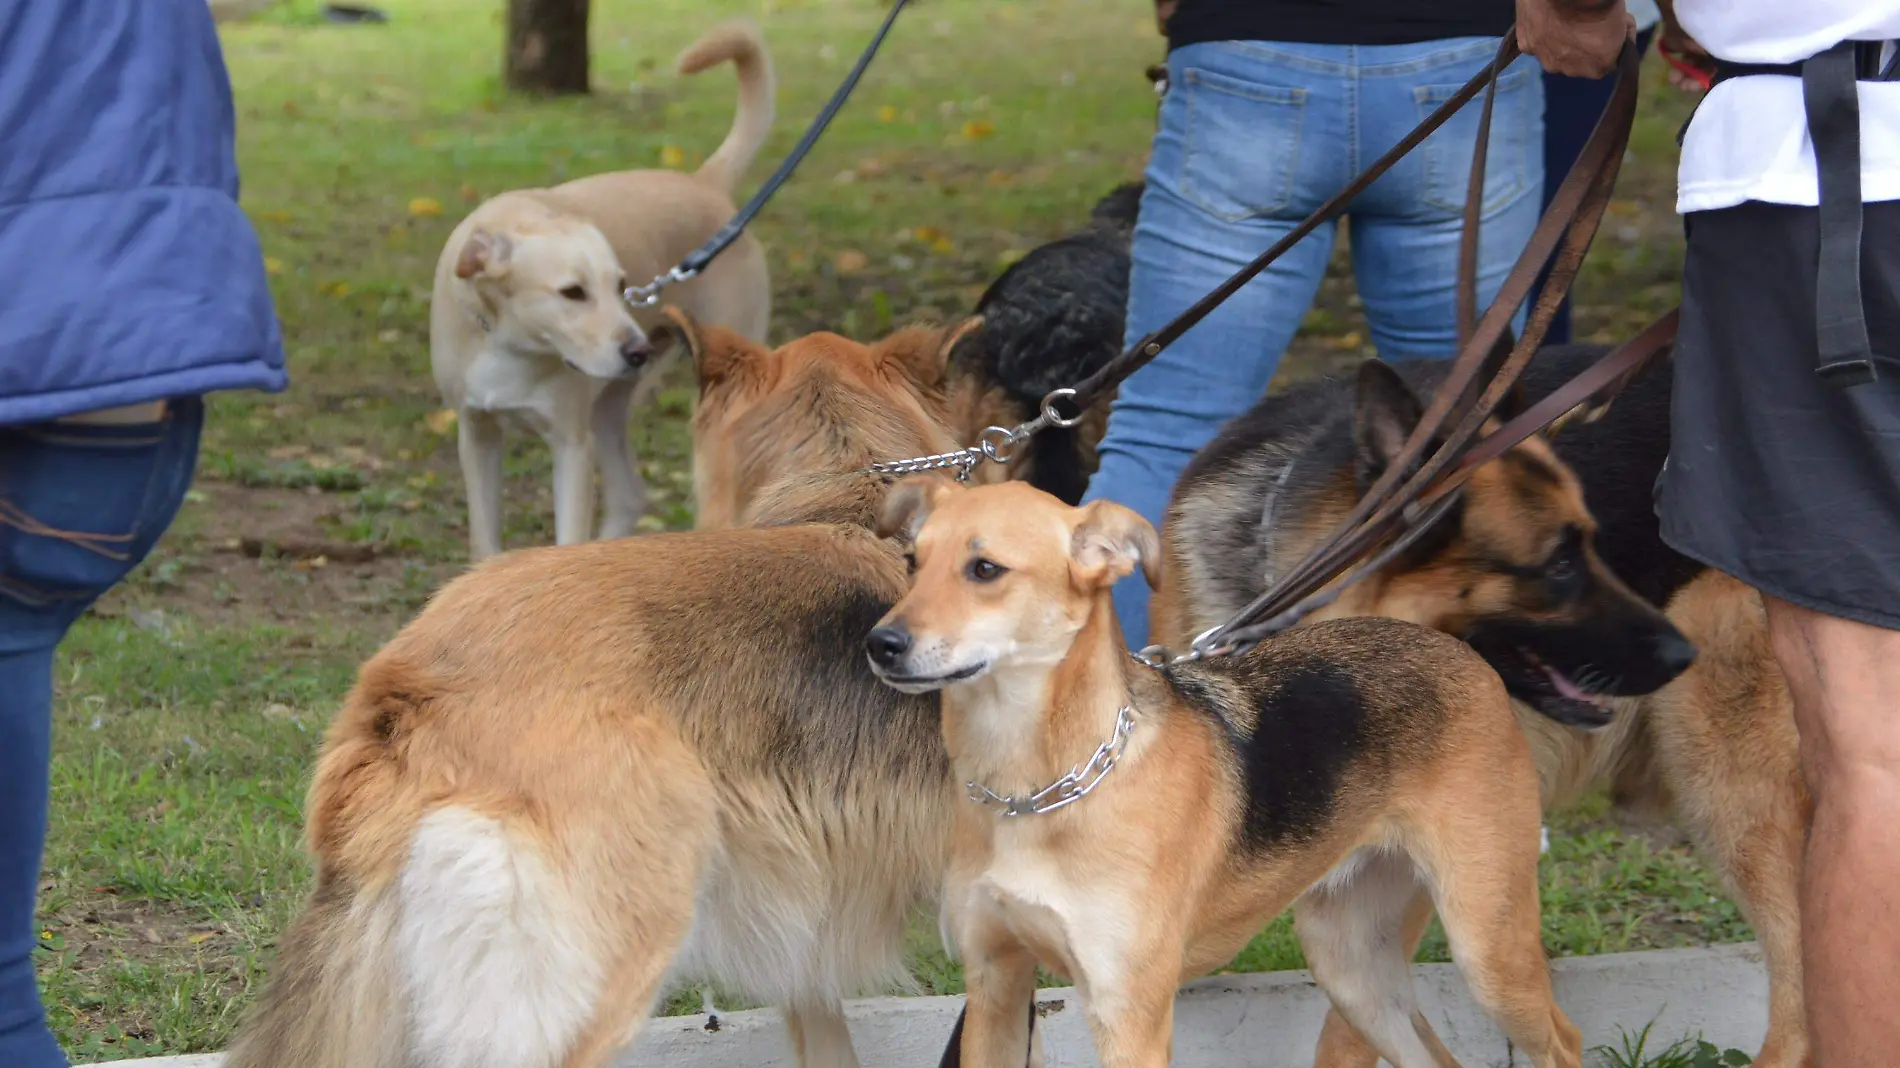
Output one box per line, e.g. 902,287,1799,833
1484,644,1618,728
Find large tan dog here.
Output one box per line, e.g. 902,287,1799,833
224,313,988,1068
1156,350,1808,1068
868,478,1580,1068
430,20,774,560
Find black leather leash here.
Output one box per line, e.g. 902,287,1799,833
624,0,912,305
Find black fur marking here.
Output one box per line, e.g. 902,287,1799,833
953,183,1142,503
1170,653,1377,849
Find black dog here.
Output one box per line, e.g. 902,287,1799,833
948,182,1141,504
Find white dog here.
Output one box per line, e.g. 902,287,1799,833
429,20,774,559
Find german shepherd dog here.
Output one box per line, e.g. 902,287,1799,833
223,312,990,1068
944,182,1141,504
870,478,1580,1068
1157,346,1809,1068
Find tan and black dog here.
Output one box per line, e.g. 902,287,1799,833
868,477,1581,1068
1158,347,1809,1068
223,312,993,1068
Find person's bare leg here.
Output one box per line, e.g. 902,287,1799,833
1765,596,1900,1067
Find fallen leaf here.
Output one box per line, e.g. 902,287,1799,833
257,210,293,223
261,703,297,722
378,328,401,343
459,183,481,202
423,408,458,436
263,257,285,275
407,196,443,217
659,144,686,168
833,249,869,275
292,555,330,571
187,932,216,945
877,104,898,122
785,249,810,268
142,929,164,946
960,119,996,141
985,170,1016,187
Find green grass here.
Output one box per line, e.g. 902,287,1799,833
37,0,1723,1059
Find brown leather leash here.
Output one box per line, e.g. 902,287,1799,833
1157,36,1684,664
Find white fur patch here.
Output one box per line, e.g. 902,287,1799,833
397,807,604,1068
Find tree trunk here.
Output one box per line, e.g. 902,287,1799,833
505,0,590,96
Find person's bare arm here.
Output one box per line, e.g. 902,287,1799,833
1516,0,1634,78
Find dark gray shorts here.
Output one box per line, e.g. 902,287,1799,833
1657,199,1900,631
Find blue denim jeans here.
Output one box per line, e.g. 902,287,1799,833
1084,38,1546,647
0,397,204,1068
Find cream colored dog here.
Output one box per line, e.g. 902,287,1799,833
430,20,775,560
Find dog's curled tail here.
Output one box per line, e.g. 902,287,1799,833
678,19,776,197
221,875,407,1068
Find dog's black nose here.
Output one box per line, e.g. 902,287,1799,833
621,338,653,368
865,626,912,668
1653,630,1698,677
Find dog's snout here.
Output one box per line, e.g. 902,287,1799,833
620,337,653,368
865,626,913,669
1652,630,1698,677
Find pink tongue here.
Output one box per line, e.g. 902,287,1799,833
1541,662,1605,704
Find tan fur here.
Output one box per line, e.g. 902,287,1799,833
1157,437,1811,1068
430,20,776,560
876,481,1580,1068
226,318,981,1068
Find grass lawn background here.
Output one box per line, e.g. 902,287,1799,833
36,0,1716,1060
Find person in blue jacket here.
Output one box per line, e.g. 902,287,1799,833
0,2,286,1063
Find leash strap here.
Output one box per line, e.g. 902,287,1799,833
1805,42,1878,386
1705,42,1884,386
626,0,912,305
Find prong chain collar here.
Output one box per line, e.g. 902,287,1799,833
965,705,1135,817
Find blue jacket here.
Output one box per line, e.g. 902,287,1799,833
0,0,286,426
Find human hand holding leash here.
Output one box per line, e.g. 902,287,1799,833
1516,0,1634,77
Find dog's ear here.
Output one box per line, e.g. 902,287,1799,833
454,230,513,280
1070,500,1162,591
883,316,983,388
657,307,763,387
1353,359,1425,494
876,475,960,543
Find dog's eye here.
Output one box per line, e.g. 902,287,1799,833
966,558,1006,583
903,551,917,576
559,285,588,301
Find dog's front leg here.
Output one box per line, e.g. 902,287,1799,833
1080,955,1178,1068
458,409,506,560
552,436,597,546
959,928,1038,1068
591,376,647,540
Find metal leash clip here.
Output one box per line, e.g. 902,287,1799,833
866,387,1085,482
624,266,700,307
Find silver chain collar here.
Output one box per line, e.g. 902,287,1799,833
965,705,1136,817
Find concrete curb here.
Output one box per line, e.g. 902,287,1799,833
110,942,1768,1067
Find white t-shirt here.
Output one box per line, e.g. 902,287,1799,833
1673,0,1900,213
